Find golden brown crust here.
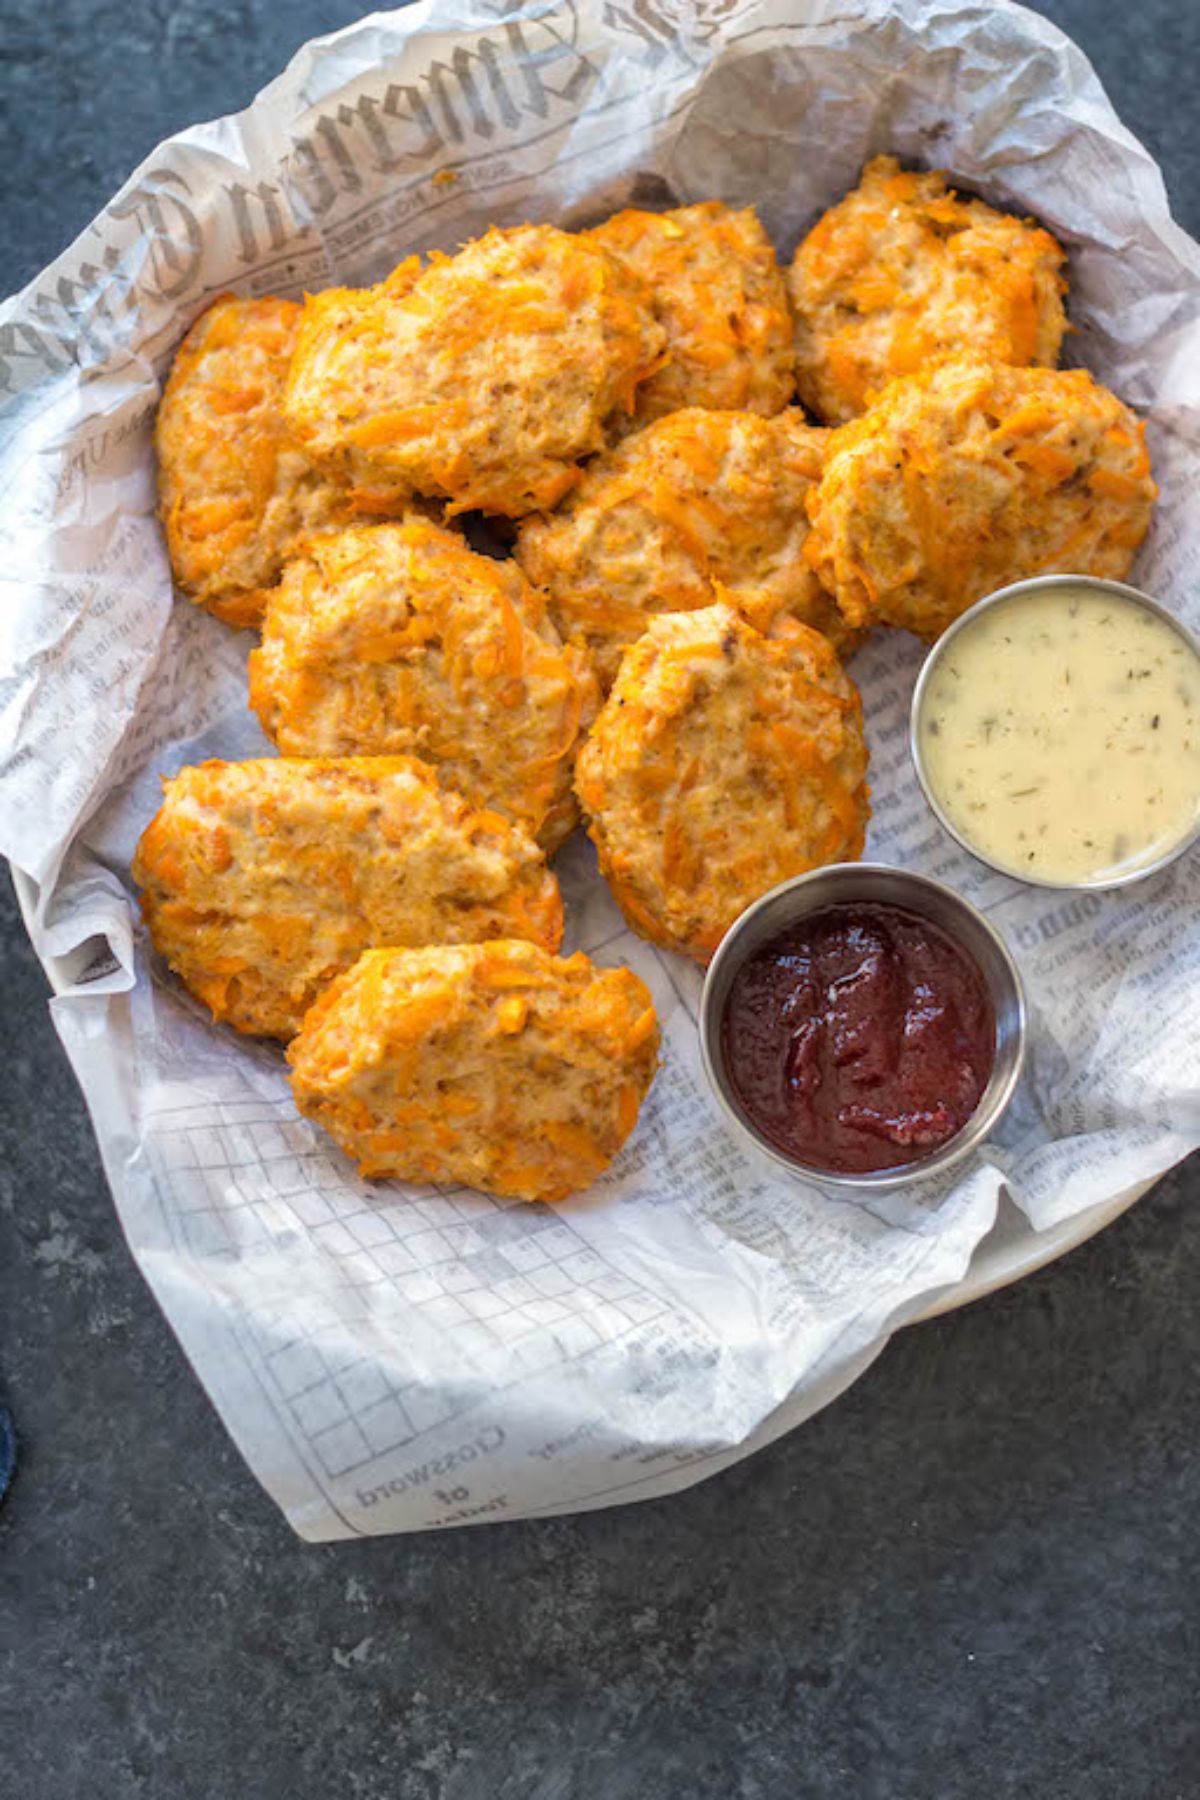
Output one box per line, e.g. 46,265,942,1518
132,756,563,1041
247,516,598,852
575,602,870,961
806,356,1158,642
282,225,666,517
155,294,376,628
515,407,856,690
585,202,794,426
788,156,1068,425
287,941,660,1202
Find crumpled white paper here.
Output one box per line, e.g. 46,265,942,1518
2,0,1198,1540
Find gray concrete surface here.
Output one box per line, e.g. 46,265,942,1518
2,3,1198,1795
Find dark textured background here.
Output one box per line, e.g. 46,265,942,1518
2,4,1198,1796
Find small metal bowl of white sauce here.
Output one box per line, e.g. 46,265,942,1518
910,575,1200,890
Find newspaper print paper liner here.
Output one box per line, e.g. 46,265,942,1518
2,0,1198,1539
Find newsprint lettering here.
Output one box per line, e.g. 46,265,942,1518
274,13,597,235
355,1424,506,1509
3,5,598,395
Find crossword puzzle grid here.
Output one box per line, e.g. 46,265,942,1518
148,1094,670,1480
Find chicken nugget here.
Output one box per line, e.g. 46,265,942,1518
806,356,1157,643
585,202,794,426
133,756,563,1041
282,225,666,517
248,517,598,852
288,941,660,1202
155,294,364,629
515,407,854,690
575,602,870,961
789,156,1068,425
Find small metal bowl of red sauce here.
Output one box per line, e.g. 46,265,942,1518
699,865,1027,1192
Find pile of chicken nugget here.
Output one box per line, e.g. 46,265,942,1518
136,157,1157,1204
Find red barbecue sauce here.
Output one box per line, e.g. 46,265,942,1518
721,903,995,1174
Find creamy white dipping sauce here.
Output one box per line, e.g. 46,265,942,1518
915,581,1200,885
